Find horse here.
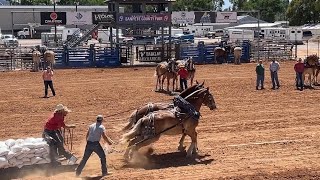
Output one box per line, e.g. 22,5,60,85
120,87,216,160
214,47,228,64
122,81,205,132
43,50,55,70
233,47,242,65
32,50,41,72
154,58,178,92
303,54,318,87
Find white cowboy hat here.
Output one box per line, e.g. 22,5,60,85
54,104,71,112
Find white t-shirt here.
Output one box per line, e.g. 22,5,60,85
87,122,105,142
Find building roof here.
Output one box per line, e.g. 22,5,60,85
301,24,320,30
0,5,109,9
228,22,282,29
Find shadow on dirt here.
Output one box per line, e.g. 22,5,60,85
81,175,103,180
123,151,214,170
0,164,78,180
155,89,180,96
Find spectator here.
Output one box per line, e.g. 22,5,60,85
256,60,265,90
270,59,280,89
294,58,305,91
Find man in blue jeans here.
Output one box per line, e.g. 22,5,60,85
269,59,280,89
76,115,114,177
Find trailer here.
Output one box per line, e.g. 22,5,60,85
225,29,254,42
260,27,303,44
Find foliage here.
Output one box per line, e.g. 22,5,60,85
172,0,224,11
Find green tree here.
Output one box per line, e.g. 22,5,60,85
173,0,224,11
286,0,319,26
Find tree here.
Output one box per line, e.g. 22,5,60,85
286,0,320,26
172,0,224,11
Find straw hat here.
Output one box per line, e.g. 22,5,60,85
178,63,185,68
54,104,71,113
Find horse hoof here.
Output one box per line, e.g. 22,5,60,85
178,146,186,152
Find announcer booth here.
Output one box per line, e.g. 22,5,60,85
106,0,175,63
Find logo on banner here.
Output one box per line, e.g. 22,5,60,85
200,12,211,23
50,12,57,20
75,12,83,20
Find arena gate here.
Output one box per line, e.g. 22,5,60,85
50,45,120,68
178,41,251,64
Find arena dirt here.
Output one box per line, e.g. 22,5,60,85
1,61,320,179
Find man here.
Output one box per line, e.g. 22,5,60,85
270,59,280,89
42,104,77,166
256,60,265,90
294,58,305,91
42,66,55,98
76,115,114,177
178,64,188,91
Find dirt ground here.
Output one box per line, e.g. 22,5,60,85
2,61,320,180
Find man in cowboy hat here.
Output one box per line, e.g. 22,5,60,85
42,104,77,166
76,115,114,177
178,63,188,91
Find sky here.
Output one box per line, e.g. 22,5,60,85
223,0,232,9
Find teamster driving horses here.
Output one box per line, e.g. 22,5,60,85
42,104,77,166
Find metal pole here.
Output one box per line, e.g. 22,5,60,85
75,2,78,28
54,1,57,47
318,40,319,56
11,12,14,36
257,10,260,62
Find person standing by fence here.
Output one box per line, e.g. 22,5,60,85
256,60,265,90
270,59,280,89
76,115,114,177
42,66,56,98
294,58,304,91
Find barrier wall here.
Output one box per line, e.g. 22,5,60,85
179,41,251,64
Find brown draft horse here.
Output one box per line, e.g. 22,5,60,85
122,81,205,132
214,47,228,64
303,54,318,87
120,87,216,160
154,59,178,92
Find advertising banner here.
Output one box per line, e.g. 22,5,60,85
92,12,115,24
216,12,237,23
194,12,216,23
117,13,171,25
40,12,66,25
172,11,195,24
67,11,92,25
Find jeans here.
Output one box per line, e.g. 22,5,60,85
42,129,72,163
44,81,56,97
296,72,304,89
270,71,280,88
180,78,188,91
256,74,264,88
76,141,107,176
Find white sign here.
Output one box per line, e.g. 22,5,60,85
67,11,92,25
216,12,237,23
172,11,195,24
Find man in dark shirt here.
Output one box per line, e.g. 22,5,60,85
256,60,265,90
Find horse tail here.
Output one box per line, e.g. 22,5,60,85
121,109,138,132
120,118,144,143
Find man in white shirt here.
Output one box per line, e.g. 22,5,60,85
75,115,114,177
270,59,280,89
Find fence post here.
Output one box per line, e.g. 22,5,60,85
198,41,205,64
63,45,69,67
89,44,95,67
175,43,180,60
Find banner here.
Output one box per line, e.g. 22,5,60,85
117,13,171,25
92,12,115,24
139,50,163,62
67,11,92,25
194,12,216,23
40,12,66,25
172,11,195,24
216,12,237,23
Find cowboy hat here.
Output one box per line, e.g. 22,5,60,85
96,115,104,121
54,104,71,112
178,63,185,68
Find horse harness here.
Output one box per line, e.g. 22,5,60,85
133,96,199,147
